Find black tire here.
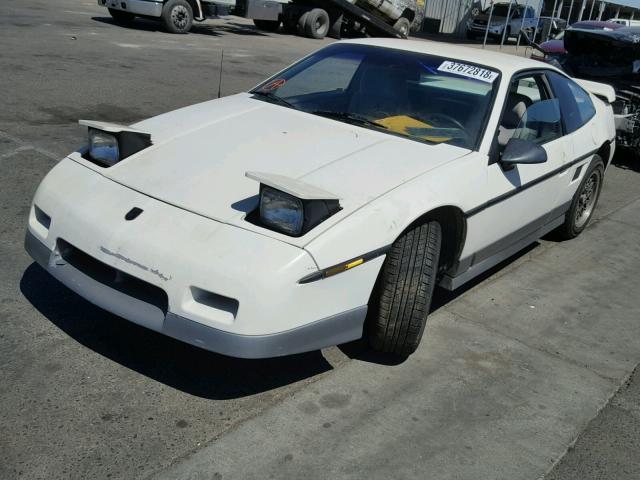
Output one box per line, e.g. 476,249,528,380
368,221,442,356
253,19,281,32
466,29,476,40
556,155,604,240
393,17,411,38
162,0,193,34
297,12,309,35
304,8,330,39
108,8,135,23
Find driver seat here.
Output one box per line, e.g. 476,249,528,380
348,64,410,119
498,92,532,147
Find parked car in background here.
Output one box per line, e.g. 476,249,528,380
531,20,624,62
607,17,640,27
533,15,567,42
25,40,616,358
546,26,640,155
467,2,538,41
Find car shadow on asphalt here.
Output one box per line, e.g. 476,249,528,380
20,263,333,400
338,242,540,365
612,149,640,173
91,17,269,37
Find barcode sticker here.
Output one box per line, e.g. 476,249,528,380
437,61,499,83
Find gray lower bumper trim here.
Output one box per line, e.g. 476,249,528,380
164,307,367,359
24,230,367,358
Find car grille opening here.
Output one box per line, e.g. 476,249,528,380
190,287,239,319
56,239,169,315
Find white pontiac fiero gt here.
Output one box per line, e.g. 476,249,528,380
26,39,616,358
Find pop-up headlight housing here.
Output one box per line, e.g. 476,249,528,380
79,120,152,167
246,172,341,237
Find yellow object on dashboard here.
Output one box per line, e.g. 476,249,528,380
374,115,452,143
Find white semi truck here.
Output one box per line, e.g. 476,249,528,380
97,0,420,39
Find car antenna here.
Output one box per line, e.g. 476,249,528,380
217,49,224,99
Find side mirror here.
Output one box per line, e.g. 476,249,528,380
501,138,547,167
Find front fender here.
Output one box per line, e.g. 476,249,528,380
304,152,488,269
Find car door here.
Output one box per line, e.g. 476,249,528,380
464,72,572,266
544,70,603,206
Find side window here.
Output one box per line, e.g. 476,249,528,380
525,7,535,18
273,54,362,98
498,74,562,147
546,71,596,133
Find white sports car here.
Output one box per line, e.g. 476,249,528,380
26,39,616,358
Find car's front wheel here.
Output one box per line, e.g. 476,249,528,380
557,155,604,239
368,221,442,356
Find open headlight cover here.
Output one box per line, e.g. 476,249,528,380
89,129,119,167
260,187,304,236
81,120,152,168
257,185,341,237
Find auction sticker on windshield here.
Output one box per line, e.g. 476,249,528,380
438,61,498,83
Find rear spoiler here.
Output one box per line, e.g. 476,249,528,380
575,79,616,104
246,171,340,200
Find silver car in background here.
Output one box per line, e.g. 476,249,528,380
467,2,538,41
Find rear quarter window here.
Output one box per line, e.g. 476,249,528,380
546,71,596,133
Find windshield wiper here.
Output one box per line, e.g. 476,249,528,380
311,110,388,130
251,90,297,109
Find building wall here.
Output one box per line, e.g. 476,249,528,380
424,0,543,35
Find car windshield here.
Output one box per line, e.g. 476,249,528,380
251,44,500,149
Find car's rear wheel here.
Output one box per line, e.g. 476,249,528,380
304,8,330,39
253,19,281,32
557,155,604,239
368,221,442,357
162,0,193,34
108,8,135,23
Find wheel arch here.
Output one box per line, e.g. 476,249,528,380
597,140,612,168
394,205,467,275
179,0,200,17
400,8,415,22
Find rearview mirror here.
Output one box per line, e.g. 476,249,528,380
501,138,547,167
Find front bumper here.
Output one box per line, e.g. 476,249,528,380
26,230,365,358
97,0,164,17
25,158,379,358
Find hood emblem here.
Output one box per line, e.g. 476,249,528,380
125,207,143,221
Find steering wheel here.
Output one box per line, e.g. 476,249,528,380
416,113,471,144
420,113,466,131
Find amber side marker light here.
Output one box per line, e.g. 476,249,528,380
298,246,390,284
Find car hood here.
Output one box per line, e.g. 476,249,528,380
94,94,469,240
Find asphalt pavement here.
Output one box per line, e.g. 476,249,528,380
1,1,640,479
